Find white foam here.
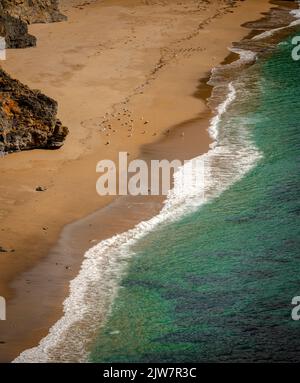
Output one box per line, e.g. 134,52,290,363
230,47,257,63
253,5,300,41
13,50,262,363
252,27,283,41
209,82,236,142
291,8,300,19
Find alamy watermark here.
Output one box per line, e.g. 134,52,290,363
0,37,6,61
96,152,205,196
0,296,6,320
292,296,300,320
292,36,300,61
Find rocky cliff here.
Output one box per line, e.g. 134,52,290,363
0,13,36,48
0,1,68,153
0,1,66,24
0,0,66,48
0,69,68,153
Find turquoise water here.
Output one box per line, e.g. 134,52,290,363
90,33,300,362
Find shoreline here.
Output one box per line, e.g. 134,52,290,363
90,11,300,362
0,0,273,362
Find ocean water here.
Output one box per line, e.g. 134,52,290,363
90,32,300,362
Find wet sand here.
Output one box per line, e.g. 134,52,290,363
0,0,272,362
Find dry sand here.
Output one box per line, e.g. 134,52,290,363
0,0,272,362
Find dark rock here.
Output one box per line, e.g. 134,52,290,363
0,69,69,153
0,2,68,154
0,0,66,49
0,1,66,24
0,13,36,49
0,246,15,253
36,186,47,192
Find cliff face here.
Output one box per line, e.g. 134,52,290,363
0,69,68,153
0,0,66,24
0,0,66,48
0,13,36,48
0,1,68,154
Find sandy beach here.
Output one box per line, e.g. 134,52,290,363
0,0,273,362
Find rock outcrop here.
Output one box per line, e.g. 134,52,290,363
0,13,36,48
0,1,66,24
0,0,66,48
0,1,68,153
0,69,68,153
